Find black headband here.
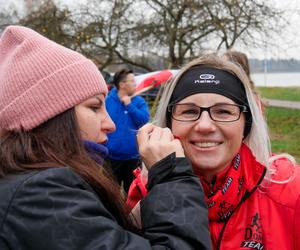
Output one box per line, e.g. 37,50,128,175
168,66,252,137
169,66,249,106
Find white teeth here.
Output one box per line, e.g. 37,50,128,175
194,142,220,148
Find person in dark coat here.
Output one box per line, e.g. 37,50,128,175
0,25,211,250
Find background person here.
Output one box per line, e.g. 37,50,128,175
222,50,265,113
105,69,150,193
0,25,212,250
128,54,300,250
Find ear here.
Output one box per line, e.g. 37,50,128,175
119,81,126,90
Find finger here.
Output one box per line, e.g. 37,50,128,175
160,127,174,141
148,126,163,142
137,123,155,145
173,139,185,157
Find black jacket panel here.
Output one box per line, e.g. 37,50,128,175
0,157,211,250
142,155,211,249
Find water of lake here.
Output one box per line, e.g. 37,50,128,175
251,72,300,87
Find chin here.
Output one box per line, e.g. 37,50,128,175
192,158,222,172
98,137,108,144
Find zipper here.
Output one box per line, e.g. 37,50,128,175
208,176,217,197
216,168,267,250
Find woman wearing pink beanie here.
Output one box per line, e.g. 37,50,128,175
0,26,211,250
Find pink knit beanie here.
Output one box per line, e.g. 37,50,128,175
0,25,108,131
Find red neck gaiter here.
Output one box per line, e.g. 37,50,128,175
199,144,265,222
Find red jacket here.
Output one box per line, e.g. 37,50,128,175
128,151,300,250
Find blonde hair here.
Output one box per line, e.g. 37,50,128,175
154,54,272,167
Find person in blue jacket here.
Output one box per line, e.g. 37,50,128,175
106,69,150,192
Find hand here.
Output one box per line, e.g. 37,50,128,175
137,123,185,170
120,95,131,105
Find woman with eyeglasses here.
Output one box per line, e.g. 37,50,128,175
128,54,300,250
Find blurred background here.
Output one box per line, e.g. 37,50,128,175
1,0,300,160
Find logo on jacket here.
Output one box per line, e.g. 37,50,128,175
222,177,233,194
241,212,264,250
234,153,241,170
195,74,220,84
238,177,244,194
218,201,234,221
207,200,216,208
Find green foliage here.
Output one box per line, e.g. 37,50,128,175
257,87,300,101
265,107,300,162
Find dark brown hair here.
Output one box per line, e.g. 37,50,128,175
0,108,134,229
113,69,133,89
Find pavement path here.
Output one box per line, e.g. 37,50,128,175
263,99,300,110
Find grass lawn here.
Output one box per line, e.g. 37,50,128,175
257,87,300,101
256,87,300,162
264,106,300,163
265,107,300,162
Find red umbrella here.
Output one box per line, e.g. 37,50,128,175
134,70,178,96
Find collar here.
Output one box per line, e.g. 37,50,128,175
83,140,109,165
199,143,266,222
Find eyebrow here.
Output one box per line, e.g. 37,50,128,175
88,96,103,105
95,97,102,103
179,101,235,106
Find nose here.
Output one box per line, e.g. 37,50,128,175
194,110,216,132
102,111,116,134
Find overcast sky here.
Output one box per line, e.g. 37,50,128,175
1,0,300,60
241,0,300,60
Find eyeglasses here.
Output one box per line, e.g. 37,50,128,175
168,103,248,122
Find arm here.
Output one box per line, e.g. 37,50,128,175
142,154,212,249
126,97,150,127
293,186,300,249
137,124,211,249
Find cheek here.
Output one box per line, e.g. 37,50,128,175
81,120,101,141
171,121,189,139
77,113,101,140
225,122,245,146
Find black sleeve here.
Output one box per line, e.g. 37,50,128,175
142,153,212,249
3,162,211,250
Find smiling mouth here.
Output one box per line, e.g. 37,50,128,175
193,142,222,148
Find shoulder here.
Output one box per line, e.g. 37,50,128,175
0,167,83,200
19,167,89,189
264,158,300,209
1,167,113,227
17,167,96,202
0,167,98,233
0,168,131,249
1,167,96,214
131,95,147,104
106,88,118,100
